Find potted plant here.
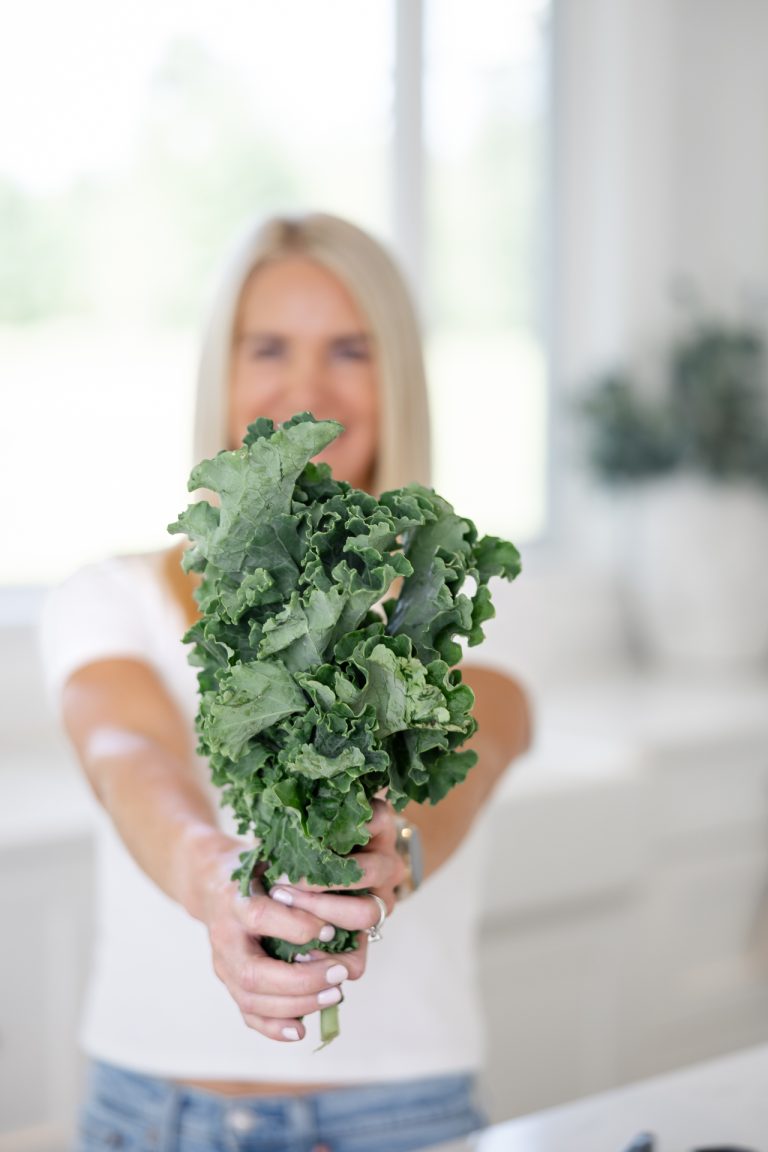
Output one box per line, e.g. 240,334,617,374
580,321,768,672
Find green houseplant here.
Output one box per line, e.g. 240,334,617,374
581,323,768,488
580,320,768,671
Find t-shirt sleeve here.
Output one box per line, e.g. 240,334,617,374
38,559,152,718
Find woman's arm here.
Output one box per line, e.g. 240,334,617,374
404,664,531,879
61,657,388,1042
62,657,231,914
268,665,532,924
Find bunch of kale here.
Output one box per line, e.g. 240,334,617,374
169,413,520,964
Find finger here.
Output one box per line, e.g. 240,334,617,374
290,936,368,981
366,797,397,843
218,933,367,994
277,846,402,896
269,869,365,896
235,953,358,998
269,885,395,930
345,847,406,893
271,847,405,902
231,891,330,946
241,1013,307,1043
237,984,344,1020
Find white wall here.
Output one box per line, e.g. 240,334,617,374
518,0,768,679
671,0,768,316
554,0,768,391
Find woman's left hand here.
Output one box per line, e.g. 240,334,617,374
268,797,407,935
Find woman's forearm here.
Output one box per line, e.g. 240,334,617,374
62,660,241,922
78,730,237,921
404,665,531,880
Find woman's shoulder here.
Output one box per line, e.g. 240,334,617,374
97,544,200,632
48,546,179,599
38,549,181,710
51,548,143,580
40,546,192,660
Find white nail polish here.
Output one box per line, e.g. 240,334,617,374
270,887,293,906
318,986,342,1007
293,952,313,963
282,1026,301,1041
326,964,349,984
318,924,335,943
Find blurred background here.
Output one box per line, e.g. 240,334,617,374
4,0,768,1146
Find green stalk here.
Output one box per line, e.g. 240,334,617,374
317,1003,341,1050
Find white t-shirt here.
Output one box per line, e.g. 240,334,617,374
39,553,488,1083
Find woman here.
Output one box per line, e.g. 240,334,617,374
41,213,531,1151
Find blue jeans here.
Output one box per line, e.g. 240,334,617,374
76,1059,488,1152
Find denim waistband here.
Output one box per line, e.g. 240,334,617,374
81,1059,487,1152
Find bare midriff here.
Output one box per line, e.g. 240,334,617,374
176,1078,343,1096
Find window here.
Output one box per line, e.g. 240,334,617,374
424,0,550,541
1,0,548,587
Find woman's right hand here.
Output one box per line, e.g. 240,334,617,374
60,658,365,1043
192,836,368,1042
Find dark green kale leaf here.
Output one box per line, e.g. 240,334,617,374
385,486,521,665
168,412,521,979
201,660,308,760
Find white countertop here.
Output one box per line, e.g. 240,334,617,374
434,1042,768,1151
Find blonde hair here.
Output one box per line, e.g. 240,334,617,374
193,213,431,494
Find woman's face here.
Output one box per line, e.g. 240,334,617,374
228,256,380,491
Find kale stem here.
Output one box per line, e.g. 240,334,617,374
318,1004,340,1049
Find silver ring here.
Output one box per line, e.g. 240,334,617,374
366,894,387,942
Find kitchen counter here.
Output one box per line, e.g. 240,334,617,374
432,1041,768,1151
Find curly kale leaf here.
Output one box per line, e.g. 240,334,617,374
169,411,520,959
384,485,521,664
